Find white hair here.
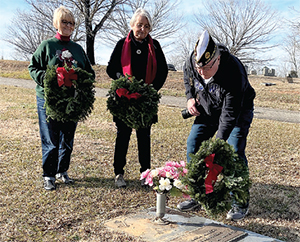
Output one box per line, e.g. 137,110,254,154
130,8,153,31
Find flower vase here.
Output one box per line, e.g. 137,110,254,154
156,192,166,219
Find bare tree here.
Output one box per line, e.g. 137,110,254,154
5,0,124,64
193,0,278,64
4,2,84,60
5,10,53,60
68,0,124,64
284,34,300,74
5,0,182,64
167,27,200,70
283,7,300,76
100,0,184,47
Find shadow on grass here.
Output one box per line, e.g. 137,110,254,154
249,182,300,221
60,176,152,192
229,182,300,241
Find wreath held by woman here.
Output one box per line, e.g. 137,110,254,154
43,64,95,123
107,75,161,130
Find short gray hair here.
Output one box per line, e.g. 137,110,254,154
130,8,153,32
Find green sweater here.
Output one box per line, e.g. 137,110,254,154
28,37,95,98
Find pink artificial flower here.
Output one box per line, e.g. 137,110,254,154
146,173,154,186
140,169,150,179
164,161,173,167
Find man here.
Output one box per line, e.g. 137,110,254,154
177,30,256,220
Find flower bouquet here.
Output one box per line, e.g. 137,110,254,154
106,75,161,130
140,161,189,197
43,50,95,123
182,138,251,215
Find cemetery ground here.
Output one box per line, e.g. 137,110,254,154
0,60,300,241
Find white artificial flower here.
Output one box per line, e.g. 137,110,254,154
159,177,172,191
151,168,159,177
61,50,73,59
174,179,185,190
165,172,172,178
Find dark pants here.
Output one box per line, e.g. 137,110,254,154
37,96,77,177
186,109,254,166
113,118,151,176
186,110,253,207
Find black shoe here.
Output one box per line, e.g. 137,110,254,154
140,178,147,187
177,199,200,211
115,174,127,188
44,177,56,190
56,172,74,184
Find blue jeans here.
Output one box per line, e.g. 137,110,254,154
36,96,77,177
113,117,151,175
186,110,253,166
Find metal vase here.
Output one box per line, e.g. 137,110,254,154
156,192,166,218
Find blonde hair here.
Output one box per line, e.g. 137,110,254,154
53,6,75,29
130,8,153,32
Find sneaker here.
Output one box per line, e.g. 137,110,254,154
226,205,249,221
140,178,147,187
115,174,126,188
177,199,200,211
56,172,74,184
43,177,56,190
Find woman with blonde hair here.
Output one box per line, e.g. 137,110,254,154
29,6,95,190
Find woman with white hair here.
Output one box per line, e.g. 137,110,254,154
107,8,168,188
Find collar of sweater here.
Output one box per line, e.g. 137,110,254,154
55,32,71,42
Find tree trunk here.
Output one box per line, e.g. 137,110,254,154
86,34,95,65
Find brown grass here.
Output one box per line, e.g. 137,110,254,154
0,60,300,241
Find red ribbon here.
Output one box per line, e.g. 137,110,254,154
56,67,77,87
204,153,223,194
116,88,142,100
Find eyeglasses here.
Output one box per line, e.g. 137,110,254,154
136,23,150,30
61,20,75,26
195,57,219,71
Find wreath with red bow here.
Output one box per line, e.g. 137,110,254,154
106,75,161,129
43,64,95,123
182,138,251,216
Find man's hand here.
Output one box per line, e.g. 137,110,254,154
187,98,200,116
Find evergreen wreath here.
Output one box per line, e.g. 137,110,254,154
182,138,251,215
107,75,161,129
43,64,95,123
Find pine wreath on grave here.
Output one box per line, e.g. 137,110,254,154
182,138,251,215
107,75,161,129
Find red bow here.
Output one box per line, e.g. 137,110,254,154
204,153,223,194
116,88,142,100
56,67,77,87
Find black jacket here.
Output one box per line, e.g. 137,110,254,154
106,32,168,91
183,45,256,140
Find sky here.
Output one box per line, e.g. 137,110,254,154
1,0,300,74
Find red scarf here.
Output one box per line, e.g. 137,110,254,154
55,32,71,42
121,31,157,84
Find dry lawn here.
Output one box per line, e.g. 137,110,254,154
0,60,300,241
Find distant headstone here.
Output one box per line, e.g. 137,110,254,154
286,74,293,83
250,70,257,75
290,70,298,78
263,67,275,76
